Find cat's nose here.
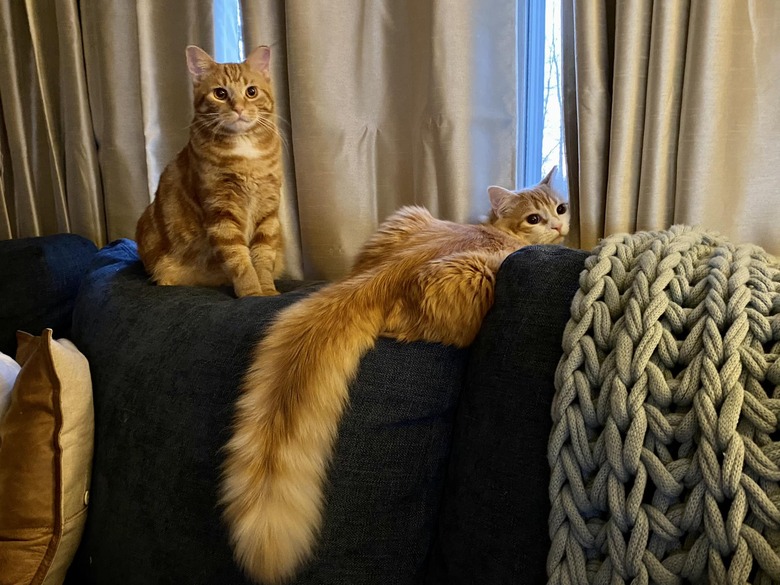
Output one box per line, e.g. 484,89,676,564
234,106,244,116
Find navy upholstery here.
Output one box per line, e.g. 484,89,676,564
0,234,97,356
428,245,587,584
68,239,466,585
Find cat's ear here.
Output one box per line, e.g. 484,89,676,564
246,45,271,78
186,45,216,82
488,186,515,217
540,165,558,186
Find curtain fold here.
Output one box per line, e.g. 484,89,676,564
3,1,777,277
564,0,780,255
0,0,101,242
79,0,215,245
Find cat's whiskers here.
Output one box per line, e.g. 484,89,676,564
189,113,224,137
187,116,212,132
254,115,289,152
270,113,292,133
213,119,230,141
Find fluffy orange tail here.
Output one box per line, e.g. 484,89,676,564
221,272,392,583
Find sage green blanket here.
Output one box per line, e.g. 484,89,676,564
550,226,780,584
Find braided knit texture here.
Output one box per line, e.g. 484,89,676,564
549,225,780,585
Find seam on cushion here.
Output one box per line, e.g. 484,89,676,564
62,503,89,526
30,330,63,585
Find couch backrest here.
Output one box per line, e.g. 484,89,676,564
427,245,587,585
0,234,98,356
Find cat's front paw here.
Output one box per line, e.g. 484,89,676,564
234,284,280,297
233,283,264,297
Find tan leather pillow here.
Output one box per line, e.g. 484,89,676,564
0,329,94,585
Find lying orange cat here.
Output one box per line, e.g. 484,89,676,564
221,169,570,583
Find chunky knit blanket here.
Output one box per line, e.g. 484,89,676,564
549,226,780,585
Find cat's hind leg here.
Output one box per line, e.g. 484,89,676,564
352,207,434,273
412,251,503,346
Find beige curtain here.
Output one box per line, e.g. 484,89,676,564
81,0,216,247
0,0,104,242
0,0,521,280
0,0,214,248
243,0,519,279
563,0,780,256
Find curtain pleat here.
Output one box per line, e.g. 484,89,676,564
79,0,214,244
566,0,612,250
0,1,67,239
55,0,105,241
561,0,581,248
635,0,689,233
0,100,11,240
564,0,780,256
26,0,69,232
603,0,653,237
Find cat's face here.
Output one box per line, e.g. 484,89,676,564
185,45,275,136
487,168,570,244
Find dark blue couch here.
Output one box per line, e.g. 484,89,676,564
0,234,587,585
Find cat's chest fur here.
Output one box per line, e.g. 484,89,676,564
225,136,266,160
195,135,281,213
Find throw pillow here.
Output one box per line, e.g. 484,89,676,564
0,351,20,421
0,329,94,585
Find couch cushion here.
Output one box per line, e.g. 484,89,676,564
427,245,587,585
68,239,465,585
0,329,93,585
0,234,98,357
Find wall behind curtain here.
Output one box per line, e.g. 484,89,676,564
563,0,780,256
1,0,522,280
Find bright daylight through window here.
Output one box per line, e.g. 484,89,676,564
521,0,566,193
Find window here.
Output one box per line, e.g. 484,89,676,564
519,0,567,191
213,0,243,63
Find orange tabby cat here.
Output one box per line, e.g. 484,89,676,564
220,169,569,583
135,45,283,297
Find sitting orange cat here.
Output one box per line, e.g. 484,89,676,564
136,45,284,297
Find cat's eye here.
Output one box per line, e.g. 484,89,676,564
556,204,568,215
213,88,228,101
526,214,541,225
246,86,258,98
